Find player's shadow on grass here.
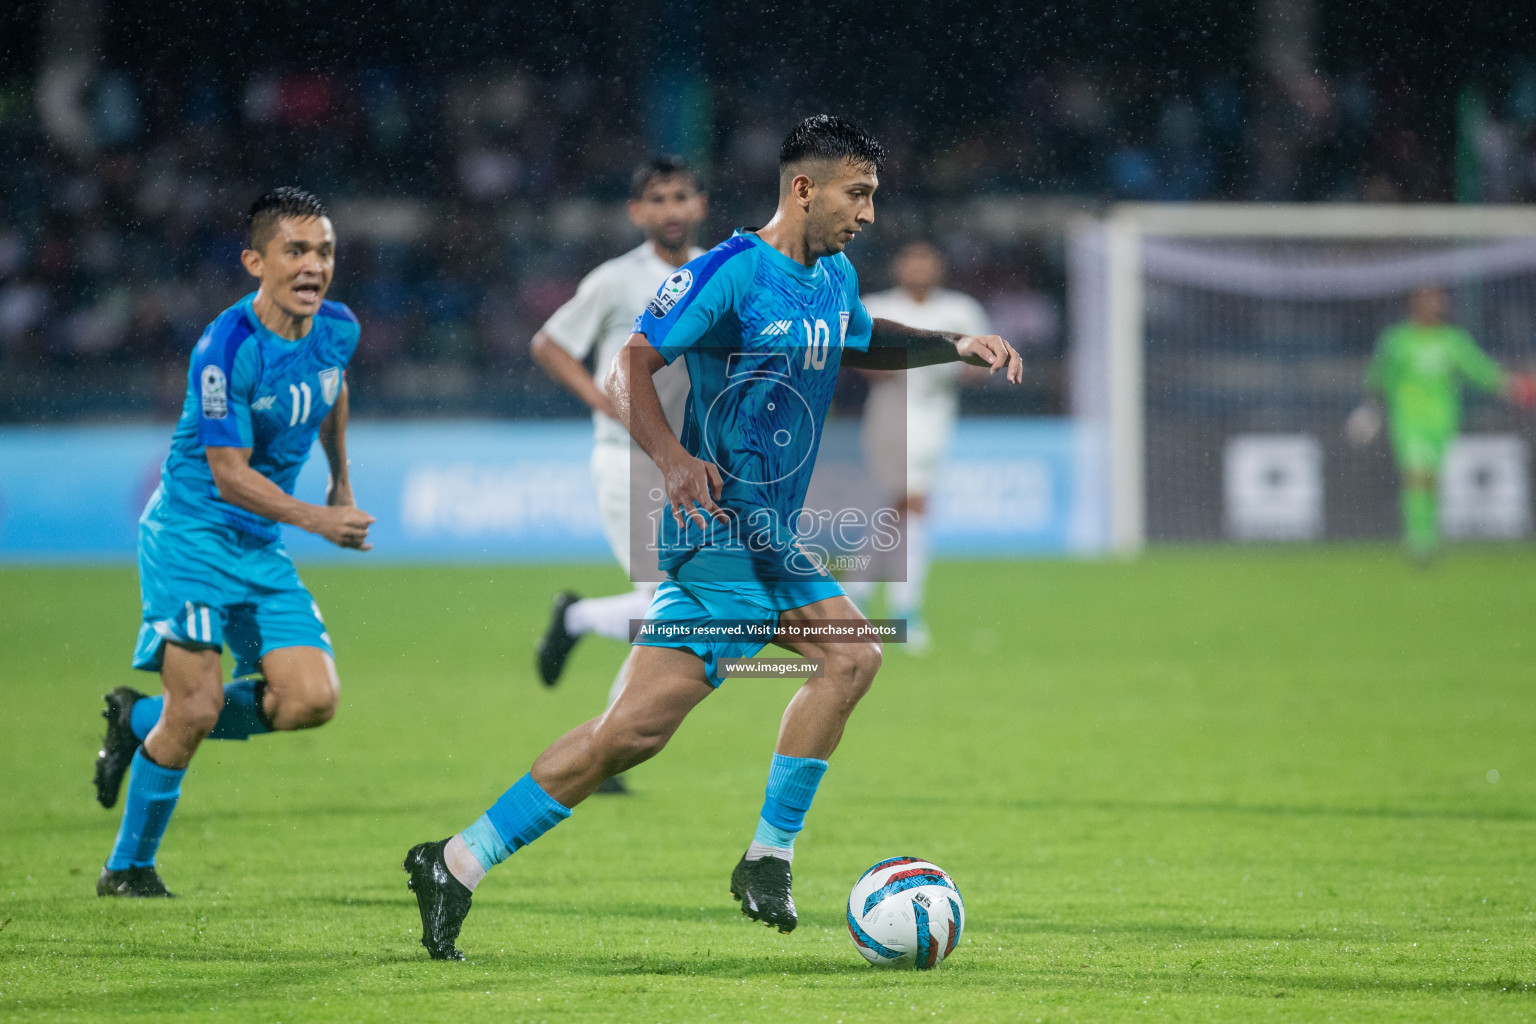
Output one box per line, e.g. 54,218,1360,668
567,950,861,977
1020,919,1339,942
1135,969,1536,997
307,894,765,924
997,797,1536,823
459,895,778,924
7,954,417,1017
166,798,450,825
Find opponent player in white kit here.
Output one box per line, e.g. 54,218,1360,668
853,241,990,653
530,157,706,791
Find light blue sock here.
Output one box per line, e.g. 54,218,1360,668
459,773,571,872
207,678,272,740
459,815,512,871
128,679,273,743
105,748,184,870
752,818,799,849
129,695,162,741
748,754,828,860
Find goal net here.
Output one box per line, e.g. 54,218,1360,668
1070,205,1536,550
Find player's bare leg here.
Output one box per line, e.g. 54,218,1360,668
529,645,712,805
259,646,339,730
98,644,221,897
98,644,342,898
773,595,882,759
733,594,882,932
97,645,337,810
95,647,221,809
117,644,339,748
590,649,641,795
143,644,226,768
405,645,712,960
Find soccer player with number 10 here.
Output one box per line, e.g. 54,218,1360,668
402,115,1021,961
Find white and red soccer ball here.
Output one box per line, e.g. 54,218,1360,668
847,857,964,969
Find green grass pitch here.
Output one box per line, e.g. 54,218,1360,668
3,548,1536,1022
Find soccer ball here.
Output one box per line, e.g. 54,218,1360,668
846,857,964,969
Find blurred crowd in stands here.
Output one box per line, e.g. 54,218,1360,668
3,53,1536,420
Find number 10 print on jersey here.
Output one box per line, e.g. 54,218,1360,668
631,231,906,585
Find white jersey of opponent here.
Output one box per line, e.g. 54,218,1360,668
541,241,703,448
541,241,702,576
860,286,991,497
862,286,991,402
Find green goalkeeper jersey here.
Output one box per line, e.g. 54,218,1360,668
1365,321,1504,436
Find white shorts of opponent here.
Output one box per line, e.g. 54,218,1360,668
861,369,960,499
591,440,663,592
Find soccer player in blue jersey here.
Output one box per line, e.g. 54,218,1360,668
91,188,373,897
403,116,1020,959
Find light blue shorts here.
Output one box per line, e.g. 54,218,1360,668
132,489,332,677
634,577,845,688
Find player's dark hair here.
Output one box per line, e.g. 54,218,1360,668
246,187,328,251
630,155,702,199
778,115,886,176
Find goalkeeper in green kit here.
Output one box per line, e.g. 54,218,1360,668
1348,286,1536,561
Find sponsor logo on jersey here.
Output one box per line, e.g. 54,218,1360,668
319,366,342,405
251,395,277,412
645,268,693,318
200,365,228,419
758,320,793,337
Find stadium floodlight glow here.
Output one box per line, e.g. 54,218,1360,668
1072,203,1536,552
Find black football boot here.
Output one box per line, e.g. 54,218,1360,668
403,839,473,961
730,852,797,933
93,686,146,808
535,591,582,687
97,865,175,898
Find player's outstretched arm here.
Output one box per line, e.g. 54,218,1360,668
605,333,727,529
843,318,1022,383
206,445,374,550
1449,332,1506,395
318,379,360,508
531,330,615,417
1442,332,1536,407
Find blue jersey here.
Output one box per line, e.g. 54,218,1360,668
158,293,360,541
633,230,873,583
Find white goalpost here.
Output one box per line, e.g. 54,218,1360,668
1071,203,1536,553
